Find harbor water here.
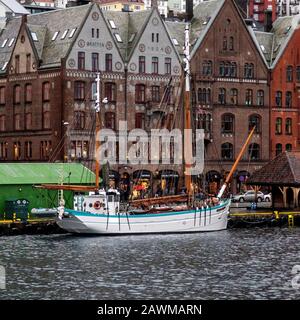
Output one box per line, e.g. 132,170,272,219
0,227,300,300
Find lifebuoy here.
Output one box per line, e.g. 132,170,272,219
93,201,101,210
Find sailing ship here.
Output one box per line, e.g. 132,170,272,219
40,23,255,235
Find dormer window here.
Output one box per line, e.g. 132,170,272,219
52,31,59,41
31,32,38,42
8,38,15,47
172,38,179,46
1,62,8,71
129,33,136,43
114,33,122,43
61,30,69,40
109,20,116,29
1,39,8,48
69,28,77,38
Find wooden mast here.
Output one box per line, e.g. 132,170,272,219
217,126,256,199
183,23,193,196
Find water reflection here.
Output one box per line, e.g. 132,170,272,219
0,228,299,299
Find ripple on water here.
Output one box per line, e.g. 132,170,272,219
0,228,300,299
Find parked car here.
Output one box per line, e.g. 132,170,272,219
264,193,272,202
232,190,265,203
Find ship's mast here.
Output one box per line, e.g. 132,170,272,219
183,23,193,196
95,72,101,190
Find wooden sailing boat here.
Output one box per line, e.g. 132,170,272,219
49,23,256,234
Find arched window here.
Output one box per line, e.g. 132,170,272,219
197,113,211,132
42,82,50,102
218,88,226,104
286,65,293,82
202,60,212,75
275,117,282,134
219,62,225,76
285,91,292,108
13,85,21,104
245,89,253,105
249,114,261,133
135,84,145,103
275,91,282,107
248,143,260,160
275,143,282,156
229,88,238,105
244,63,254,79
223,36,227,50
197,88,202,103
286,144,292,152
285,118,292,135
229,36,234,51
257,90,264,106
221,143,233,160
224,62,230,77
230,62,237,77
221,114,234,133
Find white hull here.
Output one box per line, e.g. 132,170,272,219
56,200,231,234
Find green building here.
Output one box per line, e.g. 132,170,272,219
0,163,95,217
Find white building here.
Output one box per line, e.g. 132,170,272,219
144,0,168,16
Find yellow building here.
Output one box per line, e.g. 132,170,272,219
98,0,145,12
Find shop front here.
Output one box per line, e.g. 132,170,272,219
132,170,152,199
155,170,179,196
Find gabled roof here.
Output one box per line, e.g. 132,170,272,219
247,152,300,186
0,0,29,15
0,163,95,185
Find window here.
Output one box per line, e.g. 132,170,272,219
69,28,77,38
221,114,234,133
61,30,68,39
31,32,38,41
114,33,122,43
52,31,59,41
0,87,5,105
230,88,238,105
257,90,264,106
92,53,99,72
151,86,160,102
172,38,179,46
275,117,282,134
219,62,225,76
74,111,85,130
104,82,117,102
15,55,20,73
152,57,158,74
285,91,292,108
0,115,5,131
129,33,136,43
42,82,50,101
286,65,293,82
221,143,233,160
26,54,31,73
249,114,261,133
275,143,282,156
245,89,253,105
104,112,116,130
24,141,32,159
25,113,32,130
40,141,52,160
223,36,227,50
135,84,145,103
275,91,282,107
78,52,85,70
198,88,211,104
14,85,21,104
92,28,94,38
108,20,116,29
229,36,234,51
218,88,226,104
286,143,292,152
25,84,32,103
13,141,21,160
197,114,211,133
139,56,145,73
1,39,8,48
105,54,112,72
43,111,51,129
286,118,292,135
248,143,260,160
165,58,171,74
74,81,85,100
244,63,254,79
202,60,212,75
70,141,88,159
297,66,300,82
0,142,8,160
135,113,145,129
230,62,237,77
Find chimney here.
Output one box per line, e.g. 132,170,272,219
264,9,272,32
186,0,193,22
